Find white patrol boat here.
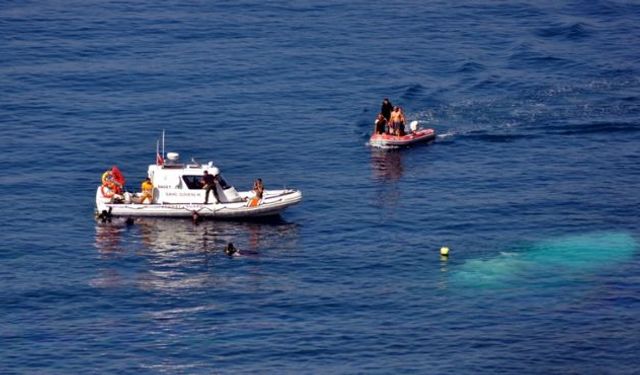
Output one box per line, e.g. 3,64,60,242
95,152,302,219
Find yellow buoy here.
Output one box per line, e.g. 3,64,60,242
440,246,450,256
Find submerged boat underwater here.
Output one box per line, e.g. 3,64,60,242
451,232,637,289
95,151,302,219
369,120,436,148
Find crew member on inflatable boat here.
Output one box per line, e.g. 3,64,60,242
374,113,387,135
381,98,394,121
202,170,220,204
102,169,123,193
140,177,153,204
389,106,406,136
100,167,124,200
247,178,264,207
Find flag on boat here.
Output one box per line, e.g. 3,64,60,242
156,152,164,166
156,139,164,166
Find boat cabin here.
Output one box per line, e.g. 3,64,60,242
147,152,243,204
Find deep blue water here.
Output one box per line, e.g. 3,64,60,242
2,0,640,373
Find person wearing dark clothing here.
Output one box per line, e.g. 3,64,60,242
202,170,221,204
381,98,394,121
374,113,387,134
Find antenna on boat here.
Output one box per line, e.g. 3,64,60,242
162,129,165,160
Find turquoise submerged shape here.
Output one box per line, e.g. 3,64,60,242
451,232,637,288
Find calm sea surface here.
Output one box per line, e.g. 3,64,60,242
1,1,640,373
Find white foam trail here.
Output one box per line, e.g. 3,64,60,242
436,132,454,140
366,141,400,150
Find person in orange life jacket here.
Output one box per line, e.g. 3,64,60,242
253,178,264,199
102,168,123,194
247,178,264,207
140,177,153,204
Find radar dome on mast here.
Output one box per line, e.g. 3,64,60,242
167,152,180,162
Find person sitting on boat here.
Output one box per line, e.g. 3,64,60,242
102,168,123,192
102,169,113,185
202,170,220,204
247,178,264,207
140,177,153,204
381,98,393,121
374,113,387,135
100,167,124,201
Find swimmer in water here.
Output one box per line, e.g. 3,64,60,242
224,242,238,256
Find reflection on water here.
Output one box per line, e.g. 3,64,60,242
133,217,299,254
92,220,134,288
370,149,404,208
370,148,404,182
95,217,299,254
94,219,131,255
437,257,449,290
92,217,300,292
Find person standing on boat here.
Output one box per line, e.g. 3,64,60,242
398,107,406,136
374,113,387,134
381,98,393,121
389,106,406,136
202,170,220,204
389,106,400,135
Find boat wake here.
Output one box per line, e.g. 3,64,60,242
365,141,399,150
436,132,454,140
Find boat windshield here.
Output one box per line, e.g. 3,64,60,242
218,175,232,190
182,174,233,190
182,175,203,189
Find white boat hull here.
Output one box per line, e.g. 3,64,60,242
96,188,302,219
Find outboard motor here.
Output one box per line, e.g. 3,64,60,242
410,120,420,132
